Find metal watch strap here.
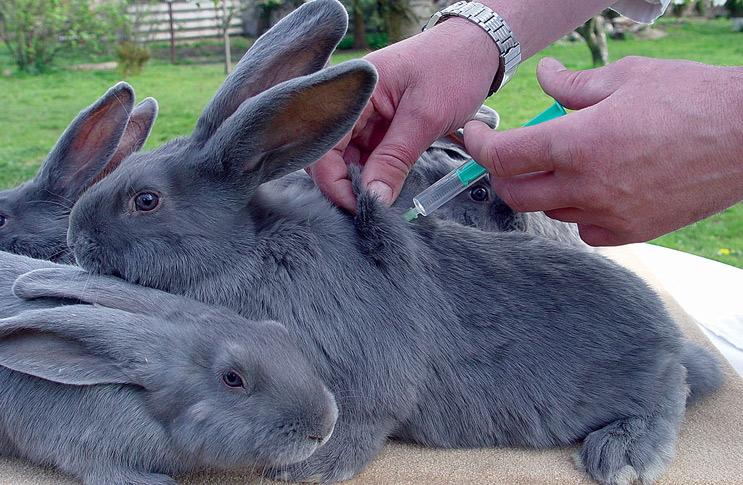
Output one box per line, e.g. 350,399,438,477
423,1,521,95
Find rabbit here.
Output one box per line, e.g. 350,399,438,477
416,109,585,247
0,260,338,485
63,0,723,483
0,82,157,263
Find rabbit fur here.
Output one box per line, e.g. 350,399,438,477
0,83,157,263
61,1,723,483
0,251,337,485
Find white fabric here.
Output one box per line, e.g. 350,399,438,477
630,243,743,376
612,0,672,23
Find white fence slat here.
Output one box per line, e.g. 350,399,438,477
128,0,245,42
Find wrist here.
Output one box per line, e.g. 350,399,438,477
425,16,502,97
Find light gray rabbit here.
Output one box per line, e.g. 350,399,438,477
0,83,157,263
63,0,723,483
0,255,337,485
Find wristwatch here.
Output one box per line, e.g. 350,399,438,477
423,1,521,95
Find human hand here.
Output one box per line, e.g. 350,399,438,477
464,56,743,246
309,18,500,211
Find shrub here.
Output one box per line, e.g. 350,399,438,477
0,0,130,73
116,40,150,76
728,0,743,17
337,32,388,50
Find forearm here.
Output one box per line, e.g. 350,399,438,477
424,0,616,97
480,0,615,58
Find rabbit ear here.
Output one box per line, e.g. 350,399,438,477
202,60,376,188
13,268,208,319
0,306,147,386
92,97,159,185
36,82,135,199
192,0,348,143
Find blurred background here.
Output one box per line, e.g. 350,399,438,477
1,0,741,266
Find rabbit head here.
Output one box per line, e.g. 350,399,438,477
0,82,157,262
67,0,376,287
6,267,338,468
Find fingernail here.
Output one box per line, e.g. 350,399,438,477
539,57,565,71
368,181,392,205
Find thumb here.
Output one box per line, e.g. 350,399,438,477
361,113,440,206
537,57,618,110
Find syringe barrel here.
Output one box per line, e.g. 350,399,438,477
412,162,487,216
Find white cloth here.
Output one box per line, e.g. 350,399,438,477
630,243,743,377
612,0,672,23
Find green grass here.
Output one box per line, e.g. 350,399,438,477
1,18,741,266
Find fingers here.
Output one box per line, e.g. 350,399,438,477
544,210,635,247
310,134,357,212
491,172,578,213
360,111,441,206
536,57,619,110
577,224,627,247
464,120,558,178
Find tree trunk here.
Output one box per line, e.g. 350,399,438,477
384,0,407,44
222,0,232,74
577,16,608,67
353,0,368,49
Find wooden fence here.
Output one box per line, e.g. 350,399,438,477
129,1,244,42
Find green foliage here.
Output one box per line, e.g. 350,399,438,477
727,0,743,16
116,40,150,75
337,32,388,50
0,0,131,73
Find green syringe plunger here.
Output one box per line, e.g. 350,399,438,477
404,101,567,222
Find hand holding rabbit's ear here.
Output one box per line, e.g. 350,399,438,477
0,306,154,387
193,0,349,143
203,60,377,187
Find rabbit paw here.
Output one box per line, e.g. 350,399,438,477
262,443,366,483
576,415,677,485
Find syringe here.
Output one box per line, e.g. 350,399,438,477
403,101,567,222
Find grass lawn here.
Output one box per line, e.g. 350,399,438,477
1,18,741,266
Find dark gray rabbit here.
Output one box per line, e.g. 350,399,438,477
0,83,157,263
64,0,723,483
0,256,337,485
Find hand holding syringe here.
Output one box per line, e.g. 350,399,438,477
404,101,567,222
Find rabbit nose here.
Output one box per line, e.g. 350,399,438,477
306,389,337,446
306,421,334,447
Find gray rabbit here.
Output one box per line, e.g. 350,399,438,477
0,83,157,263
0,254,337,485
61,1,723,483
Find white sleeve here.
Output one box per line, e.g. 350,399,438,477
611,0,672,24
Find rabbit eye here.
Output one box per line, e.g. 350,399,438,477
0,214,6,228
134,192,160,212
469,186,489,202
222,370,245,388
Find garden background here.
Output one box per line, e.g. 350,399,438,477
1,0,741,266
